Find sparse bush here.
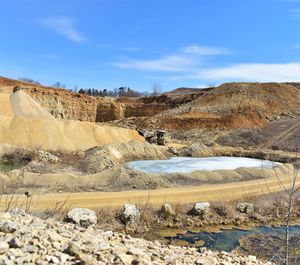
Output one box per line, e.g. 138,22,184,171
19,77,41,85
217,128,264,147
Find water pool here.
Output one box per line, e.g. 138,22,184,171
165,225,300,252
125,156,279,174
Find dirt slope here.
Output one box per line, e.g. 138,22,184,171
131,82,300,131
0,115,143,151
0,93,14,117
10,90,54,119
218,115,300,151
0,88,143,151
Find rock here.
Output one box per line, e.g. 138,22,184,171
121,204,140,224
9,208,26,216
0,221,17,233
65,242,82,259
97,242,110,251
34,150,60,163
8,238,22,248
168,146,179,155
160,203,175,219
66,208,97,227
24,245,38,253
237,203,254,214
0,209,272,265
13,86,22,93
0,241,9,254
183,143,208,157
190,202,210,215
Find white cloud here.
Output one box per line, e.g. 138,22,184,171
114,44,228,72
180,45,231,55
114,54,197,72
196,63,300,82
114,46,300,84
39,17,86,43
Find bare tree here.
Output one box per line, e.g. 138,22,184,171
151,81,162,95
263,156,300,265
52,82,66,89
19,77,41,85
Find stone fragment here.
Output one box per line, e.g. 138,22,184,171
0,241,9,254
121,204,140,224
160,203,175,219
0,221,17,233
237,203,254,214
9,208,26,217
65,242,82,259
8,238,22,248
66,208,97,227
190,202,210,215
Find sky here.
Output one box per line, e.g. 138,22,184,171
1,0,300,92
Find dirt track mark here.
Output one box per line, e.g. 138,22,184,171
4,175,298,210
260,123,300,149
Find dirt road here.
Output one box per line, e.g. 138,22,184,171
5,175,298,211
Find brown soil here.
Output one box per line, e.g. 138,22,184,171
218,115,300,151
2,77,300,136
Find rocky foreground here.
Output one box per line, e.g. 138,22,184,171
0,210,273,265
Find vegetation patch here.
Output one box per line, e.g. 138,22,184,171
0,161,20,172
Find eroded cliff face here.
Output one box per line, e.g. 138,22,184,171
26,87,174,122
0,77,196,123
25,87,98,121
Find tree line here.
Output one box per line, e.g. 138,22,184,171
77,86,150,97
19,77,161,98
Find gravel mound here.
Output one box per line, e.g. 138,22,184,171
0,211,273,264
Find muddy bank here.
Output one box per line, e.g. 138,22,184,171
237,232,300,265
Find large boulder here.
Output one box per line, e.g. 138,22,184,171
190,202,210,215
66,208,97,227
160,203,175,219
121,204,140,224
168,146,179,156
182,143,208,157
237,203,254,214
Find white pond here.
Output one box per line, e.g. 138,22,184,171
125,156,280,174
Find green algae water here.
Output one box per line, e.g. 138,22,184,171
165,225,300,252
0,161,20,172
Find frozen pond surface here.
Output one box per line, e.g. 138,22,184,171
125,156,279,174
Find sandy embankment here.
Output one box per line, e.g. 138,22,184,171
0,90,143,151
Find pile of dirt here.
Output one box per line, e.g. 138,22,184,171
0,115,143,152
0,89,144,152
83,140,166,174
10,90,54,119
113,82,300,131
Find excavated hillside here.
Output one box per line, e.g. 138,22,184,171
125,82,300,131
2,77,300,134
0,77,206,122
0,85,143,151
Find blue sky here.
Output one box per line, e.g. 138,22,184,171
1,0,300,92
